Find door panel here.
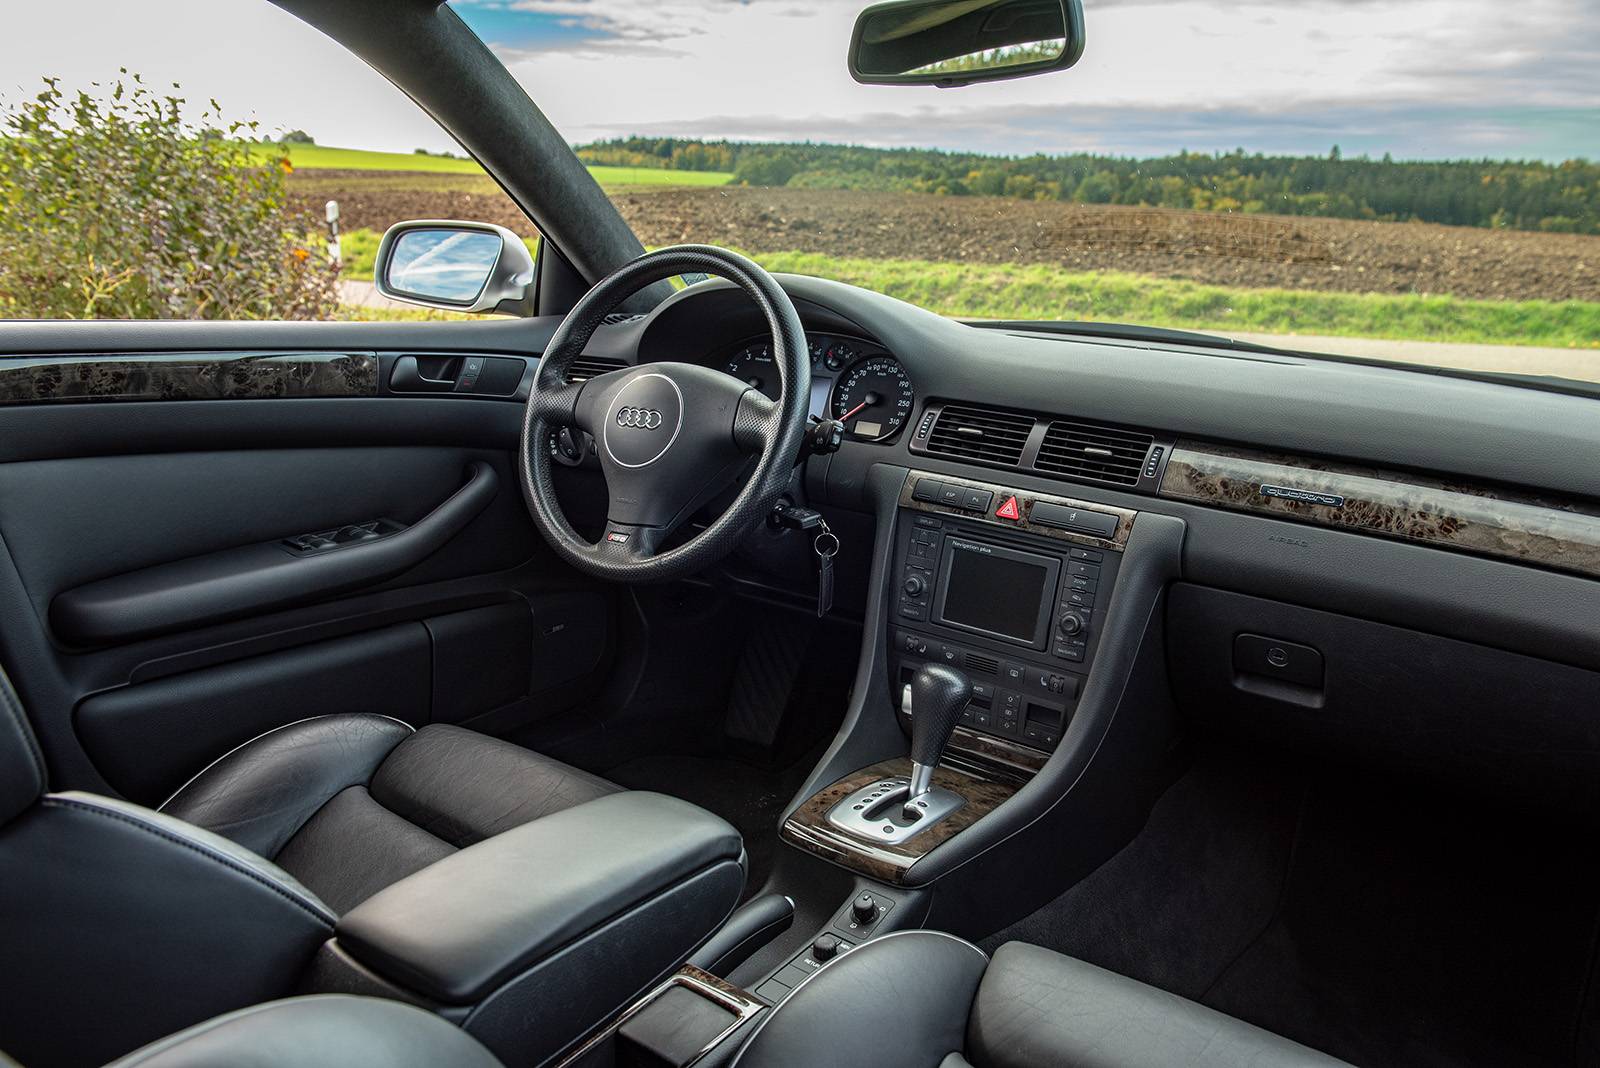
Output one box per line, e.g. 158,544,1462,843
0,320,611,800
77,623,433,804
0,447,496,634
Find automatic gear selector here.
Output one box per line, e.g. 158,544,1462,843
824,663,969,845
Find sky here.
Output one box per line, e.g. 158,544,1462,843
0,0,1595,162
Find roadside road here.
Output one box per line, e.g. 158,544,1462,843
1229,332,1595,381
339,280,409,309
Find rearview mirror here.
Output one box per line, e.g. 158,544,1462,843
848,0,1084,87
374,220,535,314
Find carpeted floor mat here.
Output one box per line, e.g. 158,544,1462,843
980,743,1600,1067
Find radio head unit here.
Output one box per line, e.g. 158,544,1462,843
933,538,1060,651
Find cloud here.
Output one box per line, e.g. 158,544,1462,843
475,0,1597,161
0,0,1591,163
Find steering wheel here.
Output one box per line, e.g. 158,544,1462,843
519,246,811,582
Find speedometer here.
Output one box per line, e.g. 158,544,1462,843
830,356,914,441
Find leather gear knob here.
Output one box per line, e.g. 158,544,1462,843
908,663,972,768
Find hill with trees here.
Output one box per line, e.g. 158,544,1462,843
575,138,1600,235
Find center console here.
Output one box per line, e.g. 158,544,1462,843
891,472,1127,754
780,469,1139,888
603,466,1175,1054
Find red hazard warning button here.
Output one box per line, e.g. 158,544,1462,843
995,496,1021,520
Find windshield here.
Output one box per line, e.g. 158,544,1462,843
448,0,1598,387
3,1,1593,388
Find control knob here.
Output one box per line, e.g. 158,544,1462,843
902,575,925,597
1057,612,1085,637
851,893,877,924
812,934,843,962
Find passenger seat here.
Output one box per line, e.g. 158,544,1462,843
732,930,1350,1067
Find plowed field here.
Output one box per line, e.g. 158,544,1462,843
291,173,1600,303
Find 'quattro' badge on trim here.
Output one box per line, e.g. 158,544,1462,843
1260,484,1345,508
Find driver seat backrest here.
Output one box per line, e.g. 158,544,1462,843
0,661,44,827
0,663,339,1068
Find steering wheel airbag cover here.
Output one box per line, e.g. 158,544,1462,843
601,373,683,468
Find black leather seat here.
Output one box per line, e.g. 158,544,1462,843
0,666,738,1068
99,996,504,1068
157,714,619,912
732,931,1351,1068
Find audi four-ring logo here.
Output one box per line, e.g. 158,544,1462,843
616,407,664,430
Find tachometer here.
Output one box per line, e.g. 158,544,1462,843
724,341,780,400
830,356,914,441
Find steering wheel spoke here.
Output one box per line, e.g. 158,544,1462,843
734,389,778,454
598,520,666,561
531,381,585,428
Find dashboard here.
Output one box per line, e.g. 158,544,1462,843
586,272,1600,682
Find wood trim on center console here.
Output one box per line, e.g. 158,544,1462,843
781,754,1027,885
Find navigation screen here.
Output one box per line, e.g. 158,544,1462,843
941,542,1048,644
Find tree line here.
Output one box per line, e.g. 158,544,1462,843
575,137,1600,235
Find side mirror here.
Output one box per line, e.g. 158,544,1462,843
374,220,535,314
848,0,1084,87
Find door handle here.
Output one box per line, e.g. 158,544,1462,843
390,355,490,394
390,355,458,392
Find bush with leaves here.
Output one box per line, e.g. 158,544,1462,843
0,73,339,319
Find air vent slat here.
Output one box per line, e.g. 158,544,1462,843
925,404,1034,468
964,652,1000,676
1035,419,1154,487
566,355,628,383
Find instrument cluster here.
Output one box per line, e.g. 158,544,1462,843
720,333,914,443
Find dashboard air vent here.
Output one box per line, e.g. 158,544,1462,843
925,405,1034,467
601,313,644,326
1035,420,1153,487
566,355,628,382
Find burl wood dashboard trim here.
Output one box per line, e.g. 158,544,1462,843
0,351,378,405
1159,439,1600,581
781,755,1026,885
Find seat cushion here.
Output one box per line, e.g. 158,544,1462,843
160,714,415,859
968,942,1348,1068
732,932,1349,1068
369,723,619,847
164,716,619,913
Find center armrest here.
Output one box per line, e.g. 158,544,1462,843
335,791,744,1005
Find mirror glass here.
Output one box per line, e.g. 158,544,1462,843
854,0,1068,81
384,228,503,304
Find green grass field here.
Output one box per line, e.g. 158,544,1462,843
335,229,1600,348
258,142,731,188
